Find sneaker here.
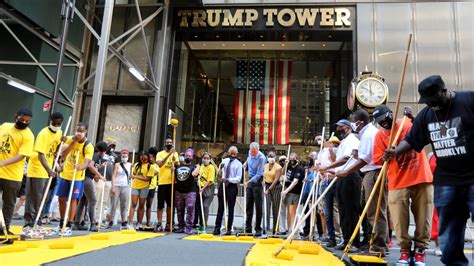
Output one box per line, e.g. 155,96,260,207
184,229,193,235
154,224,163,232
127,224,135,230
254,230,262,237
276,231,287,236
164,224,170,232
12,214,22,220
136,223,143,230
396,249,412,265
319,236,330,243
414,248,426,266
326,239,337,248
59,227,72,237
73,223,89,231
89,223,98,232
41,217,50,225
224,230,233,236
173,228,185,233
213,229,220,236
334,242,347,251
435,247,442,257
120,222,128,230
107,221,113,229
388,238,393,248
21,226,31,236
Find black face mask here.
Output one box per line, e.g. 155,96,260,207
15,119,29,130
165,144,173,150
380,116,393,130
308,158,314,166
336,129,347,140
184,158,192,164
290,159,297,166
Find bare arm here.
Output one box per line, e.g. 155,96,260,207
336,159,366,177
322,156,349,171
329,147,336,162
61,138,77,158
38,152,55,177
0,155,24,167
111,163,119,187
283,178,299,194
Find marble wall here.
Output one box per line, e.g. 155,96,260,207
103,104,143,152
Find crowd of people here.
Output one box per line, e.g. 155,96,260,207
0,75,472,266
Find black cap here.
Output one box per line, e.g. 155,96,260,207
372,105,391,123
418,75,445,104
96,141,108,152
334,119,351,127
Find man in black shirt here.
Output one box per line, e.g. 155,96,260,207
387,75,474,266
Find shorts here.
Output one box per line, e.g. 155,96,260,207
131,187,150,199
157,184,172,209
147,188,156,199
17,176,27,197
56,177,84,199
284,193,300,205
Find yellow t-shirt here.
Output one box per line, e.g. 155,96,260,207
149,163,159,190
0,123,34,182
156,150,178,185
27,127,62,178
61,137,94,181
132,163,154,190
198,164,215,188
264,163,282,183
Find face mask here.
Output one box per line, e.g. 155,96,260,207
279,160,285,165
121,157,128,163
380,117,393,130
202,159,210,165
179,156,185,162
317,140,322,146
165,144,173,150
308,158,314,165
75,132,86,139
184,158,192,164
49,123,61,132
141,158,148,163
15,119,29,130
290,159,297,166
336,129,347,140
268,158,275,164
351,122,359,133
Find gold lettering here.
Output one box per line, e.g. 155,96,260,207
244,9,258,26
192,10,207,27
335,8,351,27
320,8,335,26
295,8,318,27
263,9,278,26
277,8,296,27
206,9,221,27
178,10,192,27
222,9,244,27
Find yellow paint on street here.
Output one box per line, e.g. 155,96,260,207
0,226,163,266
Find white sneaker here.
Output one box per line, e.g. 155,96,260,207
21,226,31,236
127,224,135,230
59,227,72,236
435,247,442,256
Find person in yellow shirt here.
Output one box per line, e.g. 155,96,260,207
195,152,215,233
128,151,154,229
0,108,34,235
145,147,159,227
263,150,282,234
22,112,64,233
56,122,95,236
154,138,179,232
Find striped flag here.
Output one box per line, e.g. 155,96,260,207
234,60,292,144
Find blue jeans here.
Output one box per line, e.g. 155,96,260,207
434,184,474,266
323,182,336,241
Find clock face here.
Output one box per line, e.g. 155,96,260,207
347,83,356,110
355,78,388,107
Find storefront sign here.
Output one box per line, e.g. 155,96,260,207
177,7,353,30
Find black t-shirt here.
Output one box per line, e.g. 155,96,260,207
285,164,305,194
85,153,113,180
405,91,474,186
175,164,197,193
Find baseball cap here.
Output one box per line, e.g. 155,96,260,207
334,119,351,127
372,105,391,124
329,136,340,144
418,75,445,104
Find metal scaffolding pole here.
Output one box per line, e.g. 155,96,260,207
87,0,115,142
50,0,76,116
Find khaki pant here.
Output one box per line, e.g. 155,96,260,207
362,170,389,251
388,183,434,250
94,179,112,222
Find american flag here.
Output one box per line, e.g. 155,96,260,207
234,60,292,144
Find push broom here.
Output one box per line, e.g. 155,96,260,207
273,155,354,260
27,116,72,240
272,145,291,238
342,33,413,263
59,151,80,242
169,118,179,233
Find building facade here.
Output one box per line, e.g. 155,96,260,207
1,1,472,158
